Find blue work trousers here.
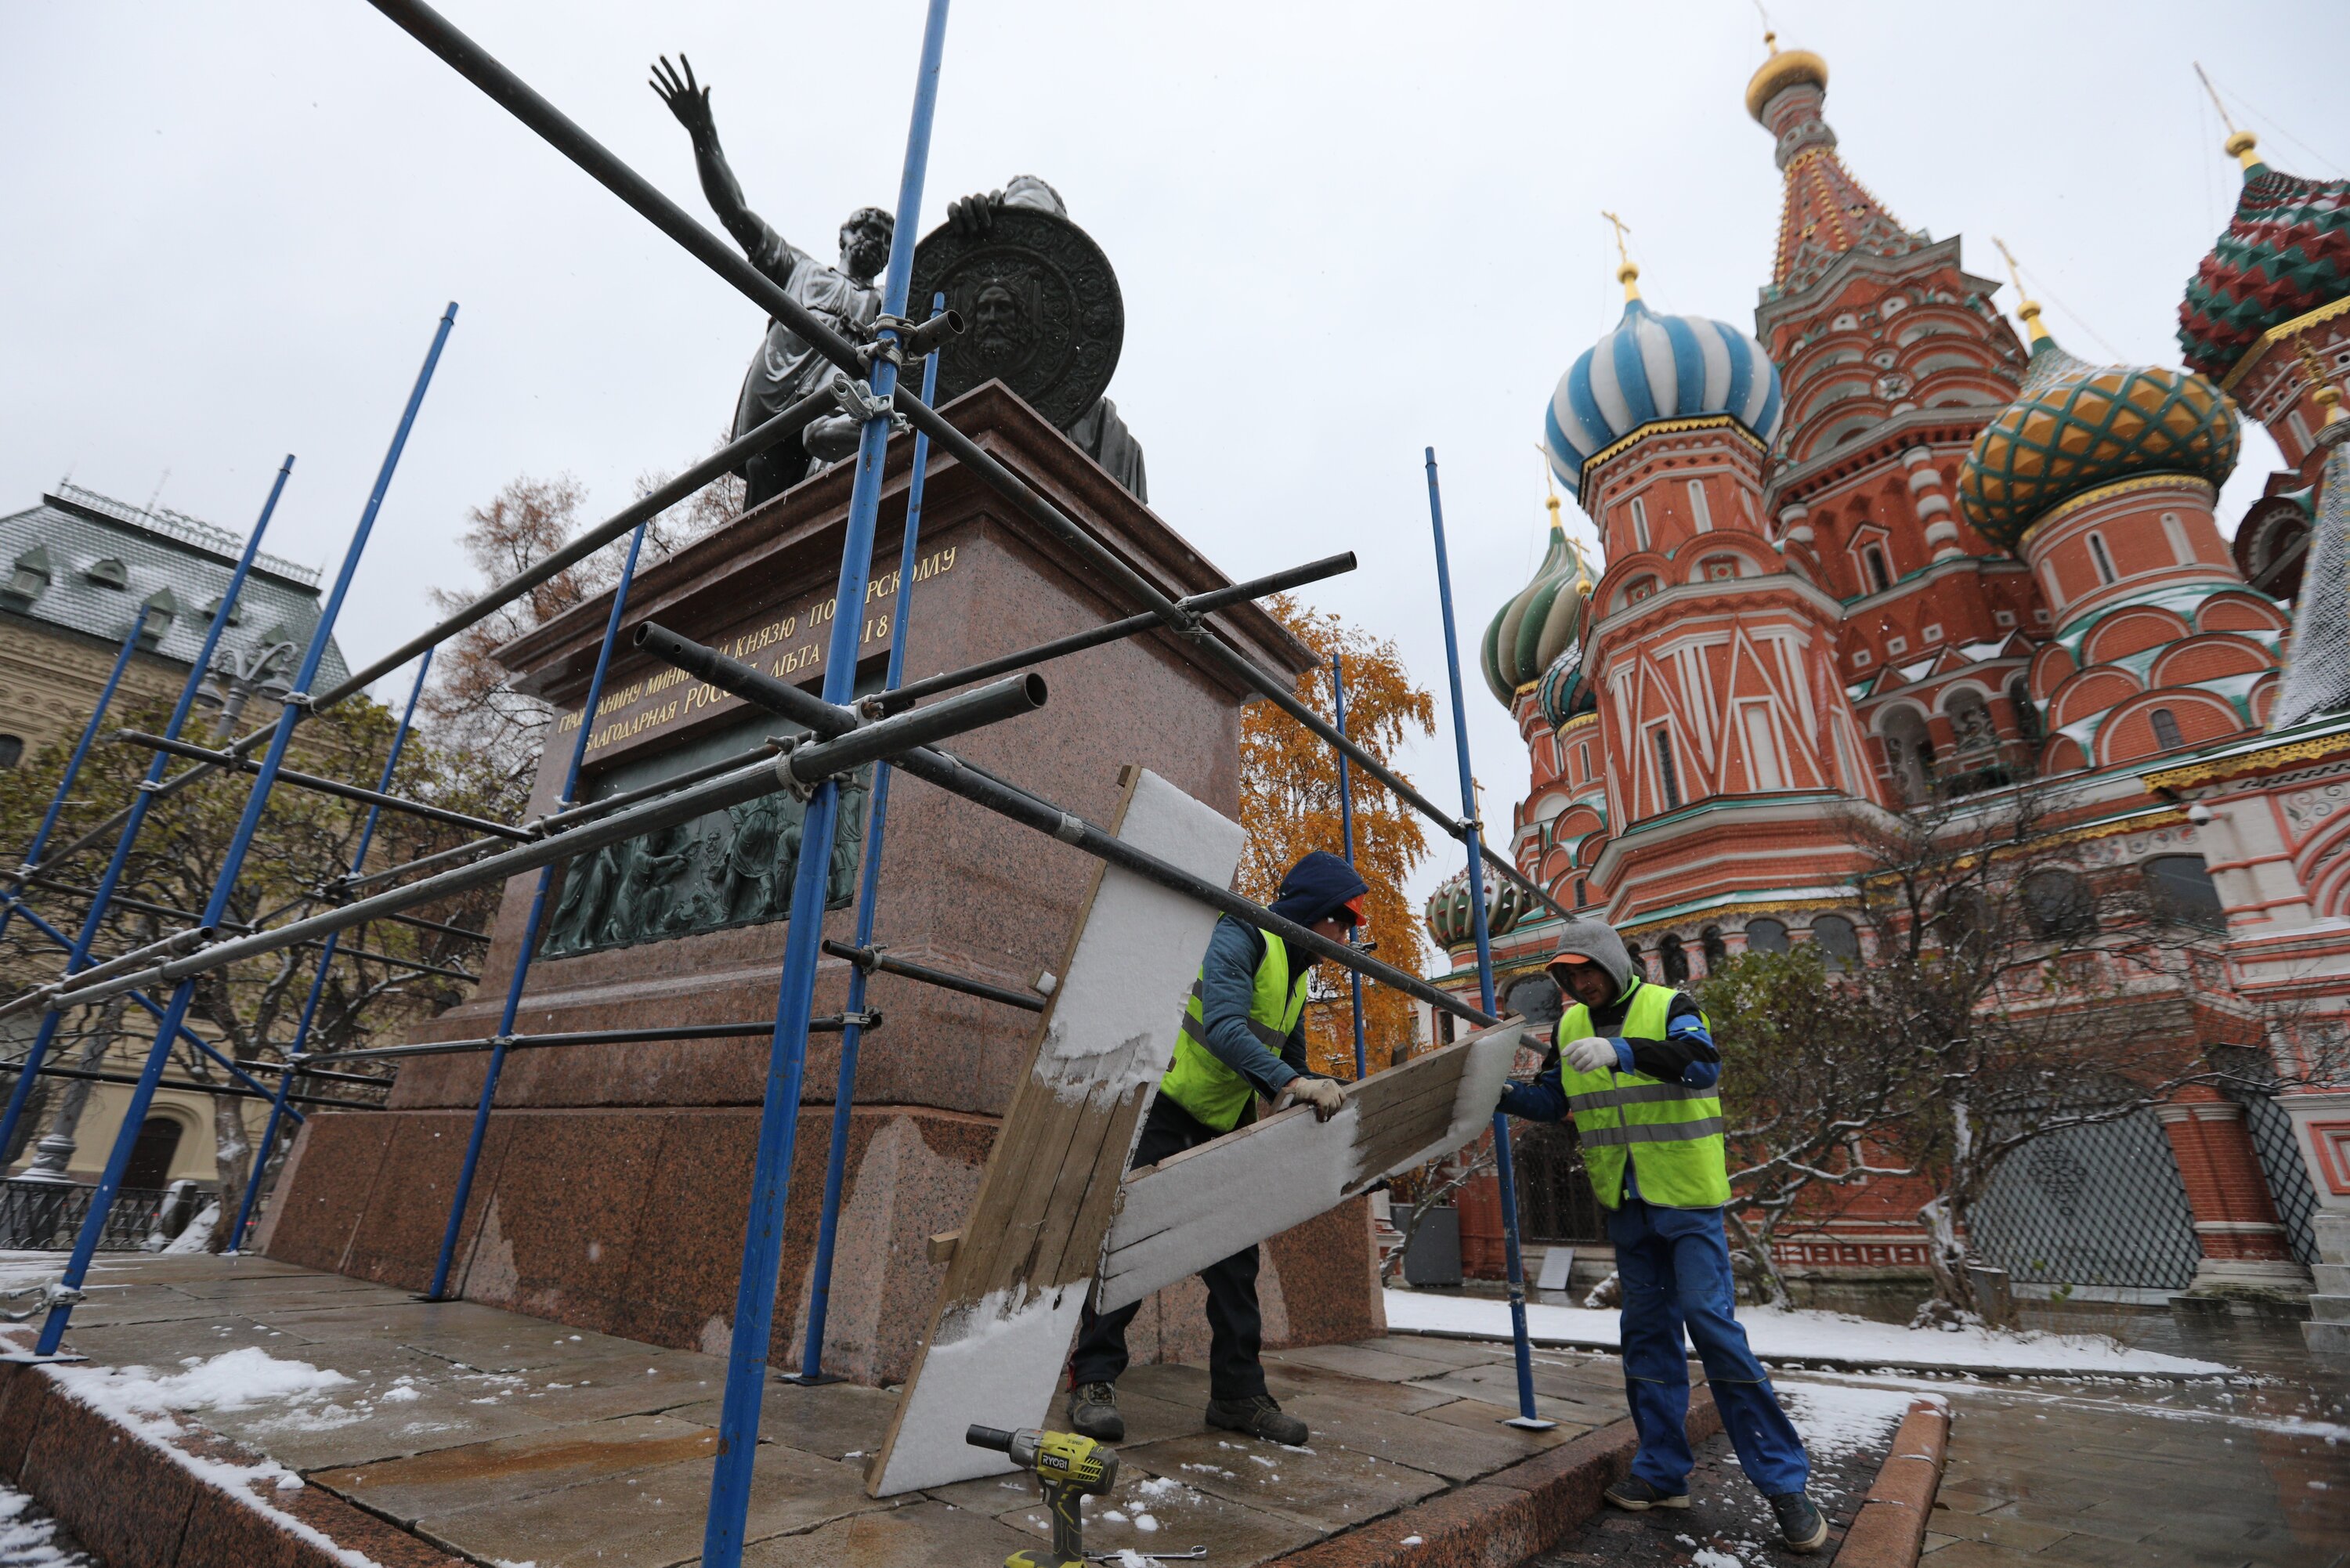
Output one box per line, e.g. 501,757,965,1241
1608,1198,1810,1498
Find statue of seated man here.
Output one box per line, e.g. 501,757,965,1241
653,57,1145,507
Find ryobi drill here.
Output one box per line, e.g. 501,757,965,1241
965,1423,1119,1568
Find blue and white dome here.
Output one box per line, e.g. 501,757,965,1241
1544,296,1784,498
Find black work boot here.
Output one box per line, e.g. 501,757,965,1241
1603,1476,1690,1511
1205,1393,1307,1446
1770,1491,1828,1552
1068,1381,1123,1442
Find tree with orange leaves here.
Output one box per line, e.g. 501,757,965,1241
1238,597,1436,1080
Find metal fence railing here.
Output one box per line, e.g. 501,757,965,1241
2229,1082,2323,1266
0,1178,170,1251
1969,1107,2202,1292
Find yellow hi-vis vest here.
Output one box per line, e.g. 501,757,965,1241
1159,932,1309,1133
1560,980,1730,1210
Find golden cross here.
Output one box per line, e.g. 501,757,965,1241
1601,211,1634,269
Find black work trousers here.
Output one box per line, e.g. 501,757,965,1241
1070,1093,1266,1403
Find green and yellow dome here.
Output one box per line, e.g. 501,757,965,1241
1480,507,1595,706
1958,337,2240,551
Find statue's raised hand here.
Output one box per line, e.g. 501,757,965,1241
650,54,717,143
948,190,1004,239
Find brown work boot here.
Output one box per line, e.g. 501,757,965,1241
1206,1393,1307,1446
1068,1380,1123,1442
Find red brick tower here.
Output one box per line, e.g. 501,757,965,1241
1746,39,2044,807
1542,238,1880,959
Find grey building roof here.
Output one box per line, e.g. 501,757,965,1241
0,485,349,691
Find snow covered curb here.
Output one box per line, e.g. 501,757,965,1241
1830,1398,1951,1568
0,1341,463,1568
1382,1289,2235,1379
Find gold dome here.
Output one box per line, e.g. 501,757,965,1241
1746,38,1828,122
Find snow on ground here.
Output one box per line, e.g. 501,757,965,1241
46,1349,386,1568
1383,1289,2234,1376
1773,1380,1922,1461
0,1485,87,1567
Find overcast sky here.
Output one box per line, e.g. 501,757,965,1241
5,1,2344,926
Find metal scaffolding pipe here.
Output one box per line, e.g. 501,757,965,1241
876,551,1357,714
783,674,1045,783
37,303,455,1359
0,606,150,942
12,1063,381,1111
114,731,532,841
0,924,215,1021
634,625,1497,1028
309,388,841,714
820,941,1044,1013
306,1016,855,1066
0,457,296,1172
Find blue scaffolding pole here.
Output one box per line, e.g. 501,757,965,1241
1332,653,1370,1081
0,457,295,1172
0,897,304,1119
230,647,436,1252
34,309,454,1358
794,296,945,1384
700,2,951,1556
1425,446,1553,1431
426,522,645,1301
0,608,150,948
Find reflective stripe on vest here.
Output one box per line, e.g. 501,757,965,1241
1556,980,1730,1210
1159,929,1309,1133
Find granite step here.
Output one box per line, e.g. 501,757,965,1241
2310,1293,2350,1324
2316,1262,2350,1296
2315,1212,2350,1266
2305,1318,2350,1356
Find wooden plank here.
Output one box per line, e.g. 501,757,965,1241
1093,1021,1525,1313
866,766,1243,1497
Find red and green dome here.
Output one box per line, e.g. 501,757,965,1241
1958,339,2240,549
2178,164,2350,378
1424,864,1531,950
1480,518,1594,705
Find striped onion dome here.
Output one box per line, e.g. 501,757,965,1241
1544,293,1784,499
1536,642,1596,730
1958,334,2240,551
1480,518,1593,705
1424,864,1531,951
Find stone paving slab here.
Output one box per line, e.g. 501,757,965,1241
1118,1426,1451,1534
313,1412,718,1524
9,1253,1777,1568
662,1377,900,1461
412,1438,888,1566
997,1461,1322,1566
736,1498,1034,1566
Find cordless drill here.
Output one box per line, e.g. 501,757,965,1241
965,1423,1119,1568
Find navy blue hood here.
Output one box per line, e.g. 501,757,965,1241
1267,851,1369,928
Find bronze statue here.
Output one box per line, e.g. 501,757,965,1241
653,56,1144,506
653,55,887,507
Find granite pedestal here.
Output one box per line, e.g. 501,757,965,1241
262,385,1382,1383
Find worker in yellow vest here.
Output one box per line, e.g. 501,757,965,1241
1500,919,1826,1552
1067,851,1366,1448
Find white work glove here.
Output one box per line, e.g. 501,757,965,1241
1282,1076,1346,1122
1561,1035,1618,1074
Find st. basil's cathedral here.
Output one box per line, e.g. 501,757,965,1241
1425,34,2350,1339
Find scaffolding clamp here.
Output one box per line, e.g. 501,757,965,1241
829,374,902,431
1,1283,84,1323
841,1010,881,1031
